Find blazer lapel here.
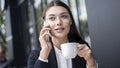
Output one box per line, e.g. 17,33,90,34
48,47,58,68
48,39,58,68
72,58,76,68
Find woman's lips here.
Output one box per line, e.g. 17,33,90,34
55,28,64,33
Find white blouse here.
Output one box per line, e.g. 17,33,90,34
54,46,72,68
38,45,98,68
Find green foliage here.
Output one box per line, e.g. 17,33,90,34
0,10,7,52
80,20,89,37
0,10,4,25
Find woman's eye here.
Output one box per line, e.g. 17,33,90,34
61,15,69,19
49,17,55,21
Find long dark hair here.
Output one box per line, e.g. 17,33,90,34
42,0,87,44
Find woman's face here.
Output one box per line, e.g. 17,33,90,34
45,6,72,39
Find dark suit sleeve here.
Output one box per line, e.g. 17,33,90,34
72,55,87,68
27,48,49,68
34,60,49,68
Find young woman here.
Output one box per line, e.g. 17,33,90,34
27,0,96,68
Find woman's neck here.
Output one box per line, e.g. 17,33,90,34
52,37,68,50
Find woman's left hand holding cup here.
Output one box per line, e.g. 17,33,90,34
77,44,96,68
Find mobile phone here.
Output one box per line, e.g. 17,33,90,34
44,21,50,42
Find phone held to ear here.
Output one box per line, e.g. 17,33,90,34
44,21,50,42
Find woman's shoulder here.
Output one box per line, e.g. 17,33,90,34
28,48,40,59
27,48,41,68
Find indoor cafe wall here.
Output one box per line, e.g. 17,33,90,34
85,0,120,68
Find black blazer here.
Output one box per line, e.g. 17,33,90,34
27,39,87,68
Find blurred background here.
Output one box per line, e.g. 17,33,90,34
0,0,89,67
1,0,120,68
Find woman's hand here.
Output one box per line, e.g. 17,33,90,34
77,44,96,68
39,24,52,60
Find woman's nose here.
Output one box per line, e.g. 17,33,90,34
56,17,62,26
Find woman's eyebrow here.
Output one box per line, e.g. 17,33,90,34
48,14,55,17
47,12,69,18
61,12,69,15
48,12,69,16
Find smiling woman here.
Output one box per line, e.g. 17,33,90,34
27,0,96,68
45,6,71,39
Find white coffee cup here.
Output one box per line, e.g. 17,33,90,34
61,43,77,59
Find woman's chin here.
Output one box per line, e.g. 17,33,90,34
53,34,67,39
